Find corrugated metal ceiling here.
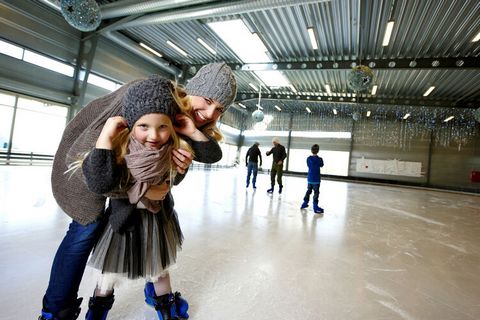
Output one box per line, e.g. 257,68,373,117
95,0,479,112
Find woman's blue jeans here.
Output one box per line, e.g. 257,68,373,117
246,162,259,185
42,218,107,315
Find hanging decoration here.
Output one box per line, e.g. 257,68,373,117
60,0,102,32
352,111,361,121
252,109,265,122
251,83,265,123
348,65,375,91
475,107,480,123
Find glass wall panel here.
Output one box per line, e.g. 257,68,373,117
11,97,67,154
218,142,239,166
0,92,16,151
288,148,349,176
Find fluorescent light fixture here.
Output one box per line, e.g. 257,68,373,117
371,85,378,95
0,39,23,59
166,40,187,56
382,21,395,46
274,105,282,111
208,19,294,90
366,110,371,117
251,32,268,52
472,32,480,42
238,103,247,109
325,84,331,95
196,38,217,54
307,27,318,50
208,20,270,63
140,42,163,57
255,70,290,87
256,104,263,110
423,86,435,96
290,85,297,93
23,50,74,77
403,113,411,120
443,116,454,122
333,109,337,115
249,83,259,91
306,107,311,113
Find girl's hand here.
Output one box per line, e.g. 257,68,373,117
174,114,208,141
96,116,128,149
172,149,193,174
144,182,170,201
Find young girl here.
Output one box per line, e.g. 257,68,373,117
81,76,191,320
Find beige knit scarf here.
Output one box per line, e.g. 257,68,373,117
124,136,173,213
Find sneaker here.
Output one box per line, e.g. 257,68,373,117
267,187,274,193
300,201,309,209
278,185,283,194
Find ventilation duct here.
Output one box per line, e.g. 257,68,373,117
100,0,213,19
111,0,328,30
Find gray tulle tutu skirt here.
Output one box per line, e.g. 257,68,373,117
88,207,183,291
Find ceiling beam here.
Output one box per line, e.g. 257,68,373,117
236,92,477,109
190,57,479,72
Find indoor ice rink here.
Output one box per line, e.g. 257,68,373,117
1,1,479,320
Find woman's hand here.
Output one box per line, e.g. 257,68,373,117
96,116,128,149
174,114,208,141
144,182,170,201
172,149,193,174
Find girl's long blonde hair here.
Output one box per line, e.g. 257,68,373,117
113,83,193,163
67,81,194,184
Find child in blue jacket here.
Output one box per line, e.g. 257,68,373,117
301,144,324,214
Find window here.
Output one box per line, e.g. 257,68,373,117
0,92,15,151
218,142,238,166
0,38,75,77
85,72,123,91
11,97,68,154
23,50,74,77
0,39,23,59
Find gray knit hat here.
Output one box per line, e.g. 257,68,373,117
186,62,237,110
122,75,178,128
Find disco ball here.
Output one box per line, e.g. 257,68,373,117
475,107,480,123
252,109,265,122
60,0,102,32
352,111,361,121
348,65,374,91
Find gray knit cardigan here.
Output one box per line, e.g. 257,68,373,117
51,80,222,225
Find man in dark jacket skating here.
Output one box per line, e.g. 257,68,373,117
266,137,287,194
245,142,262,188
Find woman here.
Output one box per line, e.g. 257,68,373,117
39,63,236,320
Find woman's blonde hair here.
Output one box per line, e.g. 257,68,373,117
175,84,224,142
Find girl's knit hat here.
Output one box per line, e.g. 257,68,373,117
122,75,178,128
186,62,237,110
